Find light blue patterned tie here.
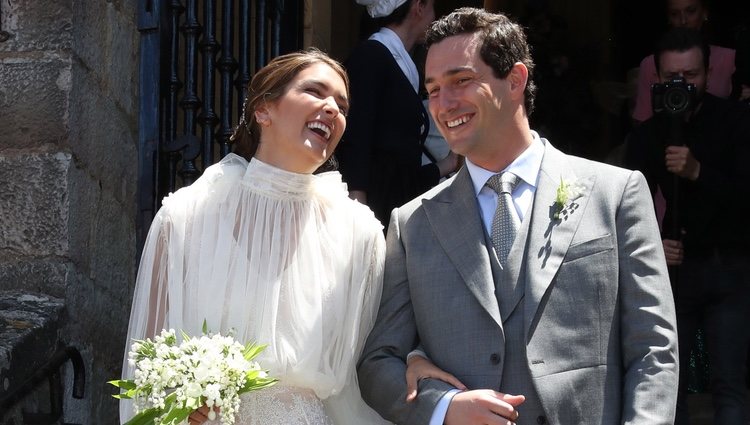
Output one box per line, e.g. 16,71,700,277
486,172,521,265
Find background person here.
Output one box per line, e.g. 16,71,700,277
631,0,736,123
336,0,459,227
625,28,750,425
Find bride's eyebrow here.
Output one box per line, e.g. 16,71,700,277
300,79,349,104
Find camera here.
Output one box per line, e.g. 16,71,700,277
651,77,697,115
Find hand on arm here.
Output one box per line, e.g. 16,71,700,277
444,390,525,425
405,354,467,402
664,146,700,180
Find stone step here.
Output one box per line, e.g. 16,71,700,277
0,290,65,417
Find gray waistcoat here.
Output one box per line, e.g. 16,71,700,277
485,220,548,425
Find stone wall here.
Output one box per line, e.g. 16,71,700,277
66,1,138,420
0,1,138,423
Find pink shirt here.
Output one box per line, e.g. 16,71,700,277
632,45,736,121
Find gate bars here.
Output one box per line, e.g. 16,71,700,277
136,0,301,256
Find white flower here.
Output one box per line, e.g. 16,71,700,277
184,381,203,398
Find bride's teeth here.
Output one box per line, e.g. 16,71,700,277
307,122,331,139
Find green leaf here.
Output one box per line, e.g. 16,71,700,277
243,343,268,360
163,391,179,405
202,319,208,335
112,394,133,400
109,379,139,399
239,376,278,393
157,391,196,425
123,407,160,425
108,379,137,390
159,406,193,425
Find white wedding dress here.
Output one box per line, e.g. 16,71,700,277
121,154,391,425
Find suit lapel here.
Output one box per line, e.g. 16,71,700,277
422,168,503,328
523,142,595,336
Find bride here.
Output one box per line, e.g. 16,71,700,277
120,49,459,425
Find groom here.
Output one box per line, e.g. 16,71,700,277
357,7,678,425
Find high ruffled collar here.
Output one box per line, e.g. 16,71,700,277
241,157,345,200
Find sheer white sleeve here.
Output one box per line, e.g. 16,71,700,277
119,203,172,421
323,219,391,425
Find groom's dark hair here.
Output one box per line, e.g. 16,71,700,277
425,7,536,115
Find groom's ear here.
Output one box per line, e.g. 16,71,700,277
507,62,528,101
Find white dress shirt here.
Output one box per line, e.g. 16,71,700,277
465,133,544,232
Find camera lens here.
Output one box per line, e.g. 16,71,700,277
664,86,691,113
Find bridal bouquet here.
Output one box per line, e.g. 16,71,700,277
110,323,277,425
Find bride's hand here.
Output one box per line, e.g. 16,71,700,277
405,355,467,402
188,405,220,424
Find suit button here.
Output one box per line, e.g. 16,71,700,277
536,416,547,424
489,353,501,365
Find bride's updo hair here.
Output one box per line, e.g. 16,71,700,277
230,48,350,162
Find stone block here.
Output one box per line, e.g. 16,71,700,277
66,163,135,296
0,58,71,149
69,59,138,207
104,4,139,118
0,0,72,53
71,1,138,116
0,255,69,298
0,291,65,417
70,2,106,78
0,152,70,255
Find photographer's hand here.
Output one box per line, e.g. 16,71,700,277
739,84,750,102
662,238,684,266
665,146,700,180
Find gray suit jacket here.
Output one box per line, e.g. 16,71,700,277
357,140,678,424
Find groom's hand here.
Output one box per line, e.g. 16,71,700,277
445,390,525,425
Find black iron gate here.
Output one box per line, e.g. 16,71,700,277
136,0,303,254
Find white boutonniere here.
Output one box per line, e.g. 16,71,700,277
552,177,584,220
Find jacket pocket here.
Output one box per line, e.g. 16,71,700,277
563,233,614,263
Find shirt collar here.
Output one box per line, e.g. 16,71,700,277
465,131,545,196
